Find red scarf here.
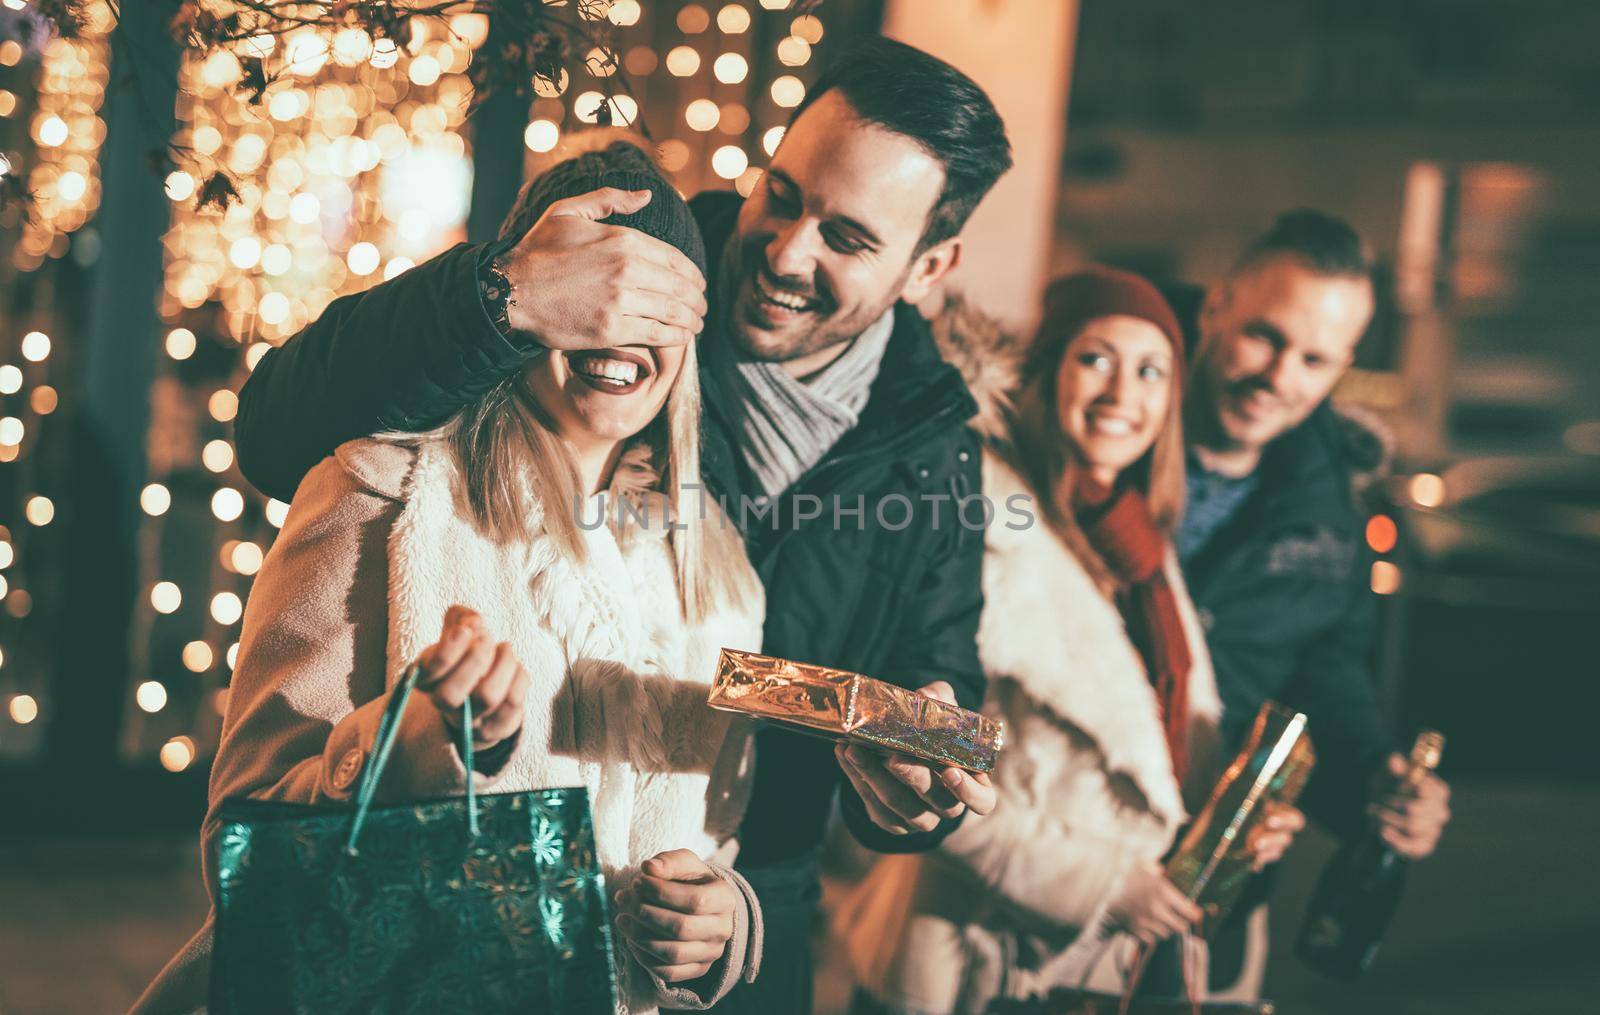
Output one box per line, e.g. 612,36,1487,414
1074,478,1193,782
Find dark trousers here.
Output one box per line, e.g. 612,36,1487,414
670,854,822,1015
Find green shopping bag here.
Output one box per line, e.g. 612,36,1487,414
209,664,619,1013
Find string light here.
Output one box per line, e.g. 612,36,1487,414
136,681,169,713
141,484,171,516
8,694,38,725
230,541,264,576
718,5,753,34
712,146,749,180
14,5,113,272
608,1,643,27
211,487,244,522
202,440,235,473
0,366,19,394
347,242,380,275
718,103,750,135
165,328,197,360
211,592,244,626
678,5,712,33
666,46,701,77
686,99,721,132
771,75,806,107
165,171,195,202
30,387,57,415
525,119,560,153
777,36,811,66
209,390,239,422
160,736,196,772
182,641,215,672
763,126,786,156
25,496,53,526
791,15,824,43
266,500,290,528
624,46,658,76
20,331,50,362
151,582,182,614
714,53,749,84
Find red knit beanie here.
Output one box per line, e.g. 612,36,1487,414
1027,266,1185,378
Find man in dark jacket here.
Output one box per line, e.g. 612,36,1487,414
1177,211,1452,994
232,38,1013,1013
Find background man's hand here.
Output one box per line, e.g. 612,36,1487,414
501,187,708,350
835,680,997,835
1370,753,1451,859
613,849,737,983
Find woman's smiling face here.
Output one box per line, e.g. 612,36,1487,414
1054,314,1175,484
522,342,687,446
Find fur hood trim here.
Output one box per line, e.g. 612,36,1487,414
979,452,1221,825
929,295,1027,443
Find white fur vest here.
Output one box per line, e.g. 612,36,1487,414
377,436,764,1009
849,451,1221,1011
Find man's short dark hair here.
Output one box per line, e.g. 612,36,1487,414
1234,208,1373,280
792,36,1012,251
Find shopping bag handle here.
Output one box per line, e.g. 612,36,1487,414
345,663,481,855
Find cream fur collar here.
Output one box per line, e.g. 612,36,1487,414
979,452,1220,826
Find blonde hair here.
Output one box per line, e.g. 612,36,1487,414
1004,321,1186,598
439,338,752,623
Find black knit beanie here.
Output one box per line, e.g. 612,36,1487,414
496,140,706,279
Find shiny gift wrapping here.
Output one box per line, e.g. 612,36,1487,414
1165,702,1316,935
706,648,1003,773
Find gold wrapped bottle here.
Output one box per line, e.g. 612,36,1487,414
1165,702,1316,934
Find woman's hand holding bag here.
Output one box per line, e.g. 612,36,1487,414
415,605,531,750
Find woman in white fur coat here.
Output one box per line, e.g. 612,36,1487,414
134,139,765,1015
847,269,1303,1013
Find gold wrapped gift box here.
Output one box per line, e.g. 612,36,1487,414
1166,701,1316,935
706,648,1004,773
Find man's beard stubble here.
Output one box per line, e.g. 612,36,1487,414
717,233,905,365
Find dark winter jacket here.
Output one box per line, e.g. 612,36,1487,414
1183,401,1393,839
233,190,986,867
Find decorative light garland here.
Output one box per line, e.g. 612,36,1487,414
118,0,826,770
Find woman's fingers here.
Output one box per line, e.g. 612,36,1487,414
429,634,496,709
465,643,514,708
471,658,529,748
616,917,727,966
633,873,737,921
625,901,730,944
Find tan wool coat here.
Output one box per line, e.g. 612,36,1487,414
134,437,765,1015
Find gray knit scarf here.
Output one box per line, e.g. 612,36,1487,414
706,308,895,498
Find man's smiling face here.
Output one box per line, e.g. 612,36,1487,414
724,90,952,368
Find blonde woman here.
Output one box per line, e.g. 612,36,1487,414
136,139,765,1014
848,269,1303,1013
